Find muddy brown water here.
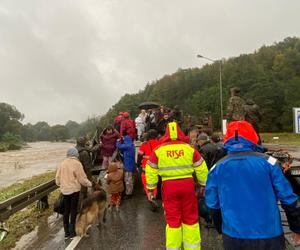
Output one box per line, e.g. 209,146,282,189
0,141,73,188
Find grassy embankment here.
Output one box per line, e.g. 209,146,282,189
261,133,300,145
0,172,59,250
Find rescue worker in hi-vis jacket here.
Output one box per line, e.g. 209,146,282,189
146,122,208,250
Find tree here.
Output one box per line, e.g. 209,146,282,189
0,103,23,138
77,116,101,138
50,125,68,141
3,119,23,135
96,36,300,132
21,123,37,142
1,132,22,150
34,121,51,141
65,120,80,138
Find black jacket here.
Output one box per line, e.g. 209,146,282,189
199,142,226,170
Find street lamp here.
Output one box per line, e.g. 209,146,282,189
197,54,223,132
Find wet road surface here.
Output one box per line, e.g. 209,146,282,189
76,191,166,250
25,182,223,250
74,182,223,250
15,144,300,250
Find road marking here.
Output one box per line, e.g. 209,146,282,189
65,236,81,250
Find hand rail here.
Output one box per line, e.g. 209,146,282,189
0,179,58,221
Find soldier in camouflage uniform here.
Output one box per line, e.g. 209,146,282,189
227,87,246,122
170,105,184,127
76,137,93,200
244,98,262,142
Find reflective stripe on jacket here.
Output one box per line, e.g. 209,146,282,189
146,141,208,189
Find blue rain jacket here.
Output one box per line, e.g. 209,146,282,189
205,136,298,239
116,135,136,172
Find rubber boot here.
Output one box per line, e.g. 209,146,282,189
64,223,70,239
69,224,76,238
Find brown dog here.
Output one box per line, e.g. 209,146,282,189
76,181,107,237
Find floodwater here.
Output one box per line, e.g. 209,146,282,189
0,141,73,188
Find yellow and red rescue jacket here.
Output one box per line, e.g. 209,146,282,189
146,122,208,190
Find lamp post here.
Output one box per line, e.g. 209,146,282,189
197,54,223,132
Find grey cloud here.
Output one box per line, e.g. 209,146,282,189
0,0,300,124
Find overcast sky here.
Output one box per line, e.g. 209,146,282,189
0,0,299,125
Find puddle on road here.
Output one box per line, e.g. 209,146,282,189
12,213,61,250
13,226,38,250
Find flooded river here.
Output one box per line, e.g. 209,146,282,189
0,141,73,188
0,142,299,189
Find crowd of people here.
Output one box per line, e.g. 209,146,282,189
55,97,300,250
113,105,185,142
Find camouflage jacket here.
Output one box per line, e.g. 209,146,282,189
75,145,93,181
227,96,246,121
244,102,262,126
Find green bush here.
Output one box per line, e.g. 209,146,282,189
0,142,8,152
1,132,23,150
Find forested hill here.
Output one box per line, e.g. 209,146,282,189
99,37,300,132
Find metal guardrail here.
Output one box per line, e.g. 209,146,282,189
0,143,142,222
0,179,57,222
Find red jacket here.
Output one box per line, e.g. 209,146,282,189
138,139,160,169
120,119,137,139
100,130,120,157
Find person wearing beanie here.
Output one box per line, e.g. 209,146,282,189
55,147,92,239
66,147,79,158
205,121,300,250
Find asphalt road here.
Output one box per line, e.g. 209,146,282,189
74,182,223,250
21,143,300,250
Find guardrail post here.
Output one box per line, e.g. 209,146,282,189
37,196,49,210
0,222,8,241
0,179,57,222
